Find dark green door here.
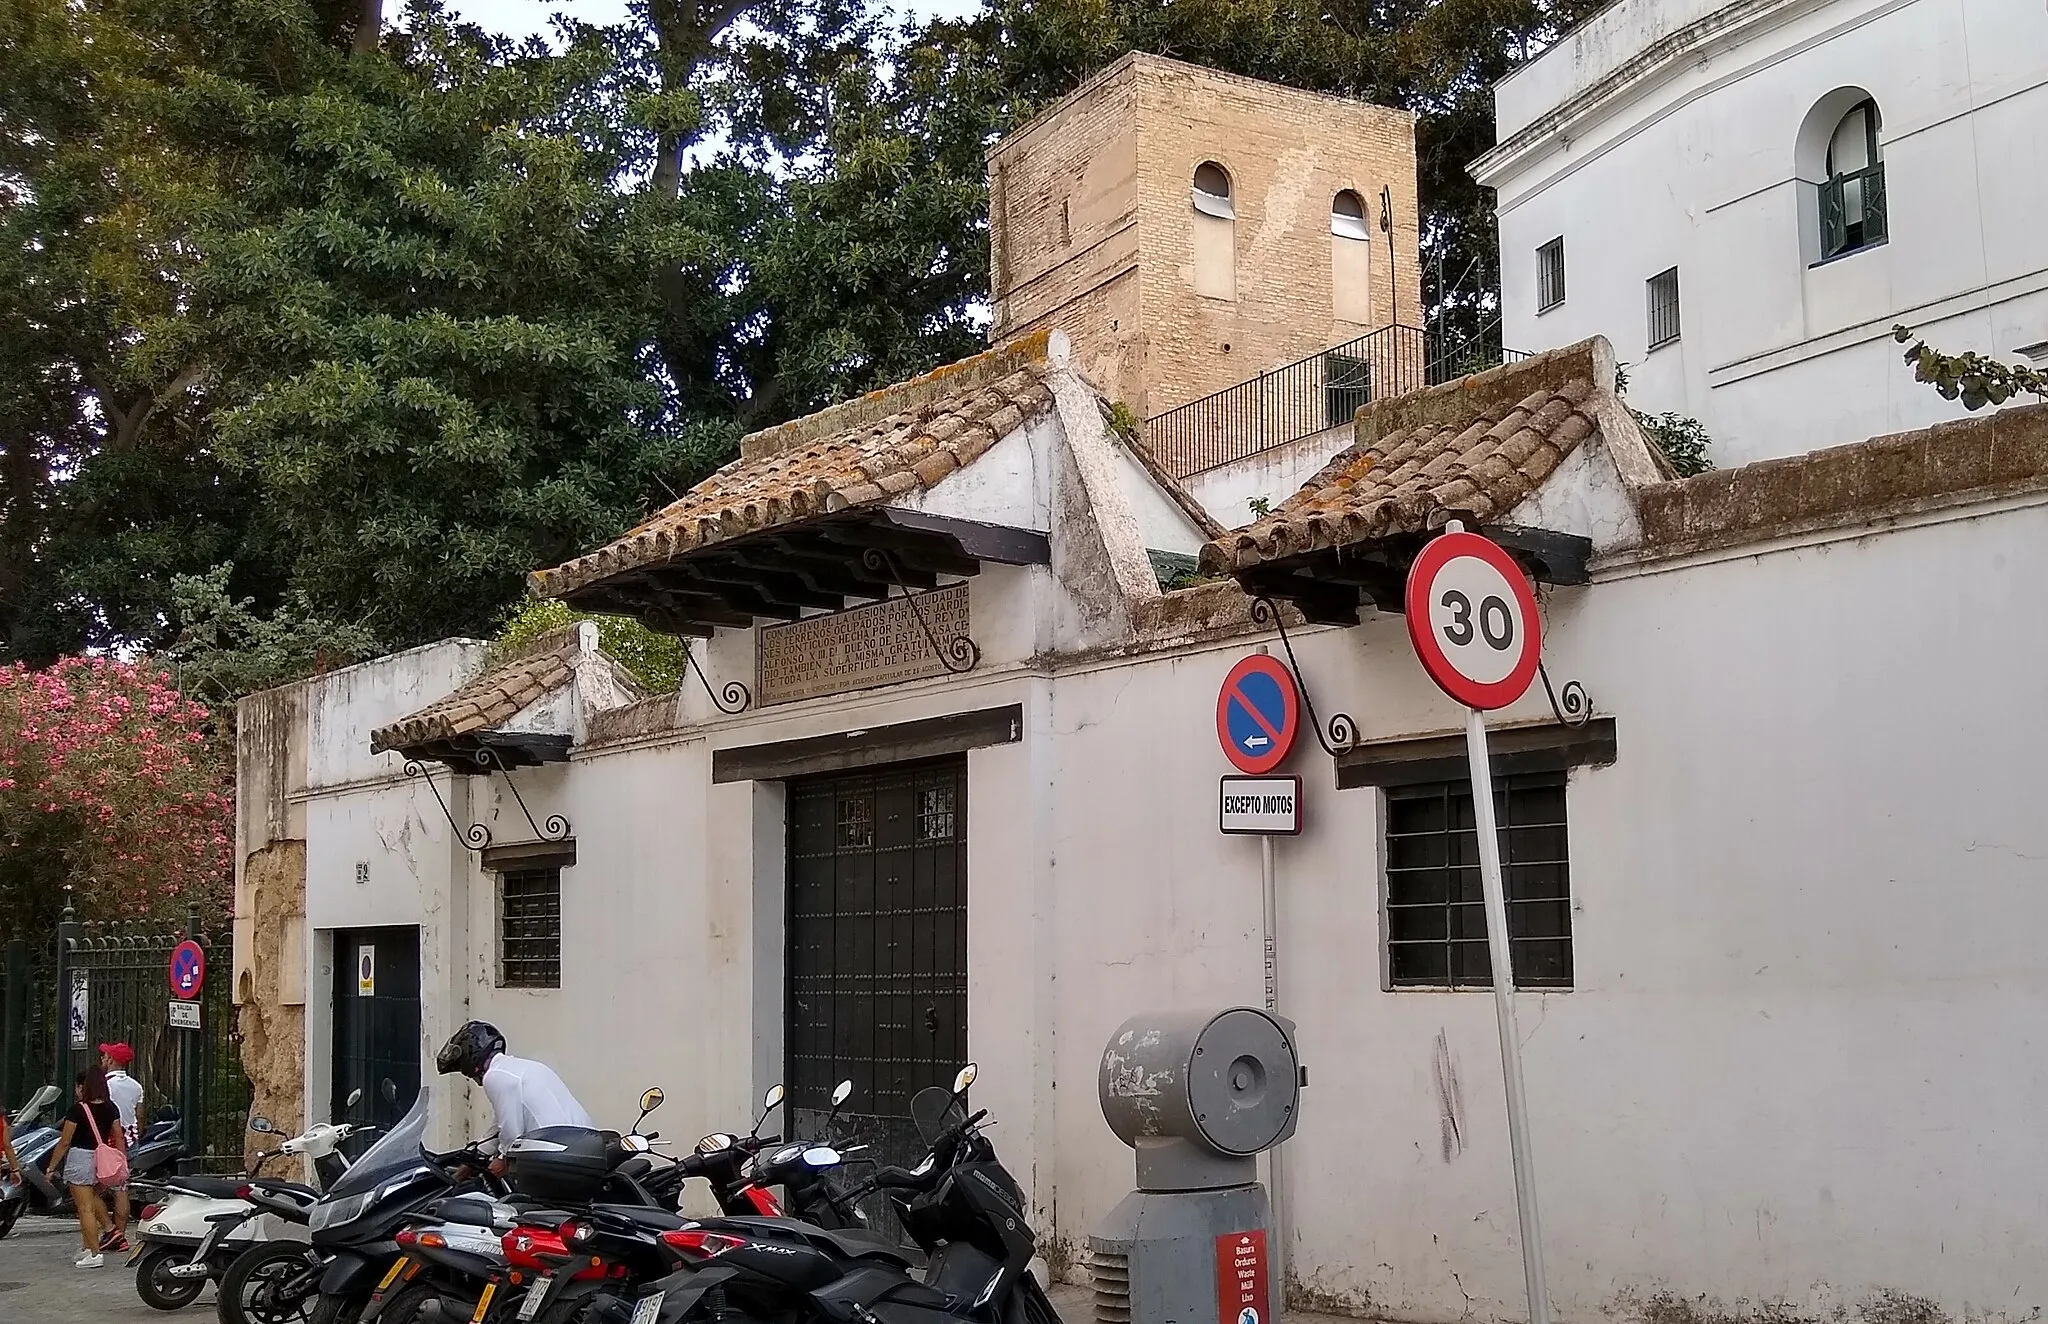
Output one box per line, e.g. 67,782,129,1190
331,926,421,1152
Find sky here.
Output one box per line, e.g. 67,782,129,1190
455,0,984,40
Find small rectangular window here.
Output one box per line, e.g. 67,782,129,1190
499,867,562,988
1646,267,1680,349
1536,237,1565,312
1385,772,1573,989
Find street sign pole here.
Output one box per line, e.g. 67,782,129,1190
1404,519,1553,1324
1464,703,1551,1324
1260,828,1286,1316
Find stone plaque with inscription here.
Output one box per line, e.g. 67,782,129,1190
757,585,971,706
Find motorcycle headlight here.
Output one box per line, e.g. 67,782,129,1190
309,1192,372,1233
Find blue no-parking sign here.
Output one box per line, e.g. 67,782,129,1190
1215,655,1300,775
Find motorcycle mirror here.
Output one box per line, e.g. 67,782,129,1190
249,1117,275,1134
952,1063,977,1096
802,1147,842,1168
830,1080,853,1108
346,1088,364,1109
380,1078,398,1103
695,1134,730,1155
621,1135,650,1154
752,1084,785,1137
639,1087,664,1115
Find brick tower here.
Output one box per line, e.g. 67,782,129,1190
987,53,1421,422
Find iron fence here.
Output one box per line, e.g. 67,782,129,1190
53,907,249,1172
1141,323,1530,479
0,939,58,1112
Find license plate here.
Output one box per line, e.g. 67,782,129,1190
630,1292,665,1324
516,1276,553,1321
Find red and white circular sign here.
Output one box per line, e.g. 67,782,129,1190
1404,531,1541,710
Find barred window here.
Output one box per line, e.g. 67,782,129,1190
1646,267,1680,349
1536,237,1565,312
1385,772,1573,989
499,868,562,989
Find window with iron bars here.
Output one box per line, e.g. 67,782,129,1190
1384,772,1573,989
1536,237,1565,312
499,867,562,988
1646,267,1681,350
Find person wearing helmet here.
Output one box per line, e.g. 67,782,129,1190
436,1021,592,1173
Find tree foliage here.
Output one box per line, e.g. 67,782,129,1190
0,657,232,943
1894,325,2048,412
4,0,1598,695
491,596,689,693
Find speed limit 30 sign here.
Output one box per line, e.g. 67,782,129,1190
1403,530,1541,711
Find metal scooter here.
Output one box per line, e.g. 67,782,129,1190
128,1109,365,1312
2,1084,72,1229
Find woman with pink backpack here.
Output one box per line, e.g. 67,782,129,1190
41,1068,128,1268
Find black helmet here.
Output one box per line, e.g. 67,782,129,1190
436,1021,506,1079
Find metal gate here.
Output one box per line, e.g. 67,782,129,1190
54,907,249,1171
0,938,57,1112
330,926,422,1154
786,757,967,1221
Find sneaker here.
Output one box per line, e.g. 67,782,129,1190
76,1252,104,1269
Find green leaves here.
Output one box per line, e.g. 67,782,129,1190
1894,325,2048,413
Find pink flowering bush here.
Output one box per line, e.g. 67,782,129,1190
0,657,232,939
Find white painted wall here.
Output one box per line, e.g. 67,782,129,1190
1187,423,1355,529
1475,0,2048,466
285,484,2048,1323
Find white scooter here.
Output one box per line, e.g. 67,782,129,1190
130,1109,365,1312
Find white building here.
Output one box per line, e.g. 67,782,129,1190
237,326,2048,1324
232,55,2048,1324
1471,0,2048,466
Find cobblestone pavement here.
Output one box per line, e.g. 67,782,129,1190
0,1214,205,1322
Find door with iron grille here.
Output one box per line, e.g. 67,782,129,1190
786,758,967,1224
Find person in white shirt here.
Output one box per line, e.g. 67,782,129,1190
99,1043,144,1246
434,1021,592,1174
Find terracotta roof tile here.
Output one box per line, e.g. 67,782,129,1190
532,334,1062,601
1200,342,1611,575
370,628,585,755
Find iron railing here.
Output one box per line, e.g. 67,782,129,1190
1141,323,1531,479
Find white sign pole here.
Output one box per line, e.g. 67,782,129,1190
1261,830,1287,1316
1465,703,1552,1324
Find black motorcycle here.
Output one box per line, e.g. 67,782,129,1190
578,1064,1059,1324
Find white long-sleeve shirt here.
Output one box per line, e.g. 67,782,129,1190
481,1053,592,1143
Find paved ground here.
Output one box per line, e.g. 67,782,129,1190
0,1213,205,1322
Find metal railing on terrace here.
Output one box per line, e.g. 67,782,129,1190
1142,323,1531,479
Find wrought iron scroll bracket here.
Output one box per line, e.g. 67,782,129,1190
862,548,981,674
1249,597,1359,758
404,760,492,851
469,747,573,843
686,642,753,715
1537,662,1591,729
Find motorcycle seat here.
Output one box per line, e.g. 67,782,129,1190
165,1176,244,1200
589,1203,689,1231
248,1179,319,1202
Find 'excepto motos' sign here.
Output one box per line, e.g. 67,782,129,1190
1217,776,1302,835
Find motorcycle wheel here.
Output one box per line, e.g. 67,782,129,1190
1019,1273,1063,1324
373,1282,453,1324
219,1243,321,1324
137,1244,211,1311
309,1292,371,1324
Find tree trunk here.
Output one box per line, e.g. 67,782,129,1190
353,0,381,55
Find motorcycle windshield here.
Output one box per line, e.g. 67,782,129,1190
321,1087,430,1199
